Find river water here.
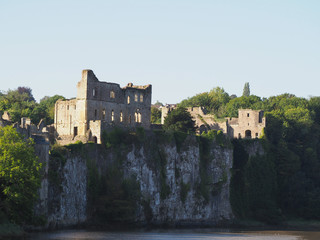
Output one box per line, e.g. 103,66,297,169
27,229,320,240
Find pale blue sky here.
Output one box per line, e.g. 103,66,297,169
1,0,320,104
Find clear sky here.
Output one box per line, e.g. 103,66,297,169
1,0,320,104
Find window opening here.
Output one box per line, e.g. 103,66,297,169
111,110,114,122
74,127,78,137
110,91,115,99
127,96,130,104
102,109,106,120
120,111,123,122
245,130,252,139
135,94,138,102
140,94,143,102
259,111,263,123
135,109,141,123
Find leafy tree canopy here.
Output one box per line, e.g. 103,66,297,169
153,100,163,106
31,95,65,125
163,107,196,133
242,82,250,97
0,126,42,224
0,87,64,125
179,87,230,116
151,107,161,124
223,95,264,118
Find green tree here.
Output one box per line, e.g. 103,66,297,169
224,95,264,117
17,87,35,102
179,87,230,116
150,107,161,124
242,82,250,97
31,95,65,125
163,107,196,133
0,87,37,123
153,100,163,107
308,97,320,123
0,126,42,224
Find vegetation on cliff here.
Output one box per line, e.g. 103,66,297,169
180,87,320,224
0,126,42,225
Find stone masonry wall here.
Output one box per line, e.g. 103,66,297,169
55,70,152,144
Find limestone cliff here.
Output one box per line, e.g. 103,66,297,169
42,131,234,227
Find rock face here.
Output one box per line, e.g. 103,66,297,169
122,136,234,225
42,133,234,227
48,156,87,227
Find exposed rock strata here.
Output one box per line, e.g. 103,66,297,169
39,134,235,227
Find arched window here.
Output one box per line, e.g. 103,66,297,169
135,112,138,122
120,111,123,122
127,96,130,104
140,94,143,102
135,94,138,102
135,109,141,123
110,91,115,99
111,110,114,122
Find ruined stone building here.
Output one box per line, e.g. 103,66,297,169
226,109,265,139
161,106,266,139
54,70,152,144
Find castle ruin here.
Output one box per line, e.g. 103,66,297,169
161,106,266,139
54,70,152,144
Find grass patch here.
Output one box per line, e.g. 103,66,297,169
65,140,84,153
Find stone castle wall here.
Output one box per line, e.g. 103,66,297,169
227,109,265,139
187,107,227,133
55,70,152,144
